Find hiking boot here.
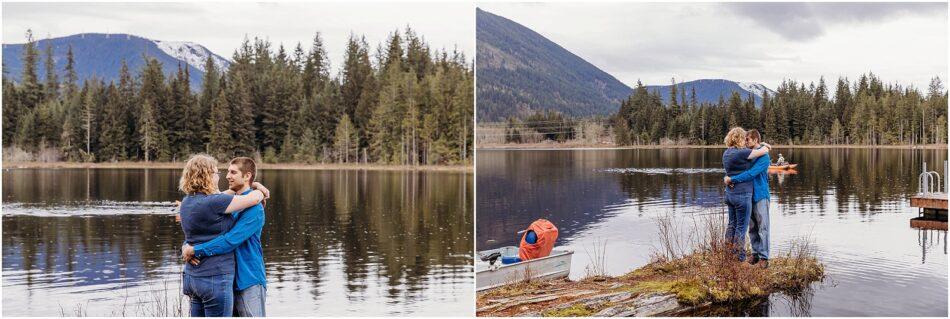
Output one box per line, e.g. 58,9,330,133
748,255,760,265
759,259,769,269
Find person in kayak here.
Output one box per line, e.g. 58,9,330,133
775,153,787,166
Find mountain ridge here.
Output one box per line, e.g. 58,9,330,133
476,8,633,121
476,9,777,119
644,79,776,106
3,33,230,89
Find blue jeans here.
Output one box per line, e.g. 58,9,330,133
725,191,752,261
183,273,234,317
749,199,770,260
234,284,266,317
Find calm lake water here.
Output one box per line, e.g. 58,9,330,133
477,148,948,317
3,168,473,317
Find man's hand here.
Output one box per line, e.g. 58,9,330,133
182,243,199,266
723,176,734,188
251,182,270,199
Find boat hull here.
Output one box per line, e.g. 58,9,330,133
476,246,574,291
769,164,798,170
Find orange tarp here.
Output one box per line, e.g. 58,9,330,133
518,219,558,261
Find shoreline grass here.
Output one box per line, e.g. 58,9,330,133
59,278,187,317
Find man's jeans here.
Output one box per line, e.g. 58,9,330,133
725,191,753,261
749,199,770,260
235,284,266,317
183,273,234,317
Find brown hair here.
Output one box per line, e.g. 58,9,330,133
746,129,761,143
724,127,746,148
180,154,219,195
229,157,257,184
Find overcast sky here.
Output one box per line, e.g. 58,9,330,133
478,2,947,90
3,2,474,74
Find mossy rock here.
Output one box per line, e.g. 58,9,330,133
543,304,593,317
631,279,710,305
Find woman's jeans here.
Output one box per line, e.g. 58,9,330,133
183,273,234,317
725,191,753,261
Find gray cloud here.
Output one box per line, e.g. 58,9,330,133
478,2,946,89
723,2,947,41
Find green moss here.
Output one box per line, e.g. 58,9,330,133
630,279,709,305
630,280,675,294
543,304,593,317
671,279,708,305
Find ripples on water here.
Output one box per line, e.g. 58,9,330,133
3,201,178,217
597,167,726,175
477,148,947,316
2,169,474,316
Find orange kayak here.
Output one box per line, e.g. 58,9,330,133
769,164,798,170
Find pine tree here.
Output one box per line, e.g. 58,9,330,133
402,70,421,165
34,98,63,148
207,81,232,161
228,73,256,157
99,84,127,161
80,80,103,161
369,60,405,163
199,56,221,149
14,110,37,151
117,60,138,158
302,33,329,98
43,41,59,101
138,99,160,162
20,30,43,112
2,77,19,146
333,114,359,163
64,45,78,97
138,56,169,160
342,34,373,120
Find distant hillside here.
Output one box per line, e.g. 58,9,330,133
645,79,775,106
3,33,230,89
476,8,633,121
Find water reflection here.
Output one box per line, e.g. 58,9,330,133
918,229,947,264
3,168,473,316
477,148,947,316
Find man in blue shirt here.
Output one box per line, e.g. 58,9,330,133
182,157,267,316
724,130,770,268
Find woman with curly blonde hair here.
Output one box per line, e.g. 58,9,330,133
721,127,770,262
177,154,267,317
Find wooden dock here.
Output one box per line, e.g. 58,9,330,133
910,193,947,230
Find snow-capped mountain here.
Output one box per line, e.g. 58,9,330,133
645,79,775,107
3,33,230,89
736,81,777,100
153,40,229,73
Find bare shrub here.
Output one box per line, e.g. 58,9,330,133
3,145,35,162
36,146,63,162
583,238,608,279
61,277,187,317
636,210,824,304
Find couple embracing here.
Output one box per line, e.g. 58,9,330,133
721,128,771,268
176,154,269,316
